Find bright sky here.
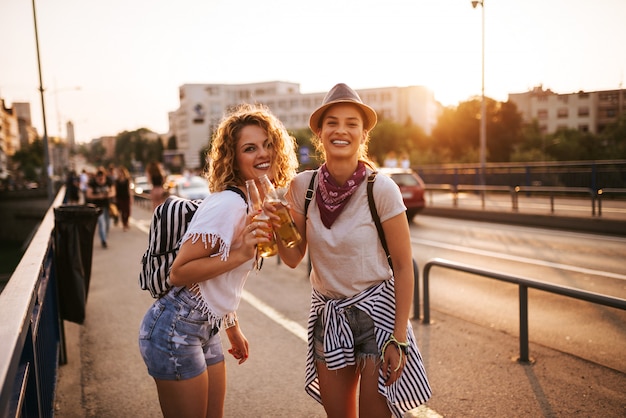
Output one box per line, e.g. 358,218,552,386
2,0,625,143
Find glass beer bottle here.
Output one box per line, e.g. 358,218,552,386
245,179,278,257
258,174,302,248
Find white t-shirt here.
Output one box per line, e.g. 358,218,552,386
287,169,406,298
181,189,254,316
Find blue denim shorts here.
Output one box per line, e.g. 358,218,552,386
313,306,379,363
138,286,224,380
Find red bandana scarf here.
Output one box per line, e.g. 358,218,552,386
315,162,367,228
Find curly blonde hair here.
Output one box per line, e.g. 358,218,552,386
206,104,299,191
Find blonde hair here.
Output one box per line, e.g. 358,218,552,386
206,104,299,191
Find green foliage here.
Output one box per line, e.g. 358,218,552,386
12,138,44,181
112,128,163,172
598,113,626,158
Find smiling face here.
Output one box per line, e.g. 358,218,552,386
235,124,274,182
318,103,367,161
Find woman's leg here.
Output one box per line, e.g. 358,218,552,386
154,360,226,418
206,361,227,418
316,361,359,418
155,370,209,418
358,358,391,418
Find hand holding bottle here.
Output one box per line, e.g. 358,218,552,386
258,175,302,248
245,179,278,257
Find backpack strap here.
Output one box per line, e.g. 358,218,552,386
226,185,247,205
304,170,318,218
366,172,393,270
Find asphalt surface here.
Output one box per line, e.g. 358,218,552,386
53,198,626,417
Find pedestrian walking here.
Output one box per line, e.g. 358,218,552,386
146,161,167,211
86,167,115,248
115,166,132,231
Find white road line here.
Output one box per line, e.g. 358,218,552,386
241,289,308,342
411,237,626,281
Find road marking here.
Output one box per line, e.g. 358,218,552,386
411,237,626,281
242,289,308,342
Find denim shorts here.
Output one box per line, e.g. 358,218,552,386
313,306,379,363
138,286,224,381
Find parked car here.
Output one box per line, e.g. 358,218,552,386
132,176,151,195
377,167,426,220
169,175,211,200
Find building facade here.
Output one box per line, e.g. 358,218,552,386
508,86,626,135
168,81,440,170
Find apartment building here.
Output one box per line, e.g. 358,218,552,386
167,81,439,169
508,86,626,135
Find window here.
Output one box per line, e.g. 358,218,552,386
578,107,589,117
578,124,589,132
557,108,568,118
537,109,548,120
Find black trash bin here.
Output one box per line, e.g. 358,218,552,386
54,204,101,324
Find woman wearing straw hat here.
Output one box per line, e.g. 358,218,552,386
268,83,431,417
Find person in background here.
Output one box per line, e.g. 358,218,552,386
64,169,80,204
86,167,115,248
79,169,90,204
270,83,431,417
115,166,133,231
146,161,167,210
383,150,398,168
399,152,411,169
138,104,299,418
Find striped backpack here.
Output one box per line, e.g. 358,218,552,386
139,187,246,298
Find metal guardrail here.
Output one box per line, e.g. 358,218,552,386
597,188,626,216
0,188,66,418
513,185,596,215
420,258,626,363
426,184,601,216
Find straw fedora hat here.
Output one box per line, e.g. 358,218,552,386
309,83,378,133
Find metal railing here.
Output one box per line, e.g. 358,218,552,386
0,189,65,418
597,187,626,216
426,184,601,216
420,258,626,363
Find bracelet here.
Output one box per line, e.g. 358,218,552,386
381,334,410,372
224,312,237,329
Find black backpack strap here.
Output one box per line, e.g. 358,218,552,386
366,172,393,270
304,170,318,218
226,185,248,212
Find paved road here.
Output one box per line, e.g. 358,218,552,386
54,201,626,417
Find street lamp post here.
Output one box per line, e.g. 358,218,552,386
472,0,486,186
31,0,53,203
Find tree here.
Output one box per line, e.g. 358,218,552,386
12,138,44,182
598,113,626,159
488,101,524,162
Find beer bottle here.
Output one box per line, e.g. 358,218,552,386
245,179,278,257
258,174,302,248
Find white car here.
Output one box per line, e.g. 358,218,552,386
132,176,152,195
169,176,211,200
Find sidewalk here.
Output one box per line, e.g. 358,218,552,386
53,203,626,417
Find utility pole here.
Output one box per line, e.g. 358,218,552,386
32,0,53,203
